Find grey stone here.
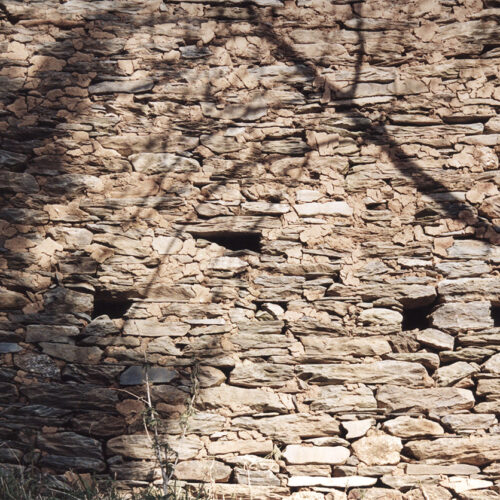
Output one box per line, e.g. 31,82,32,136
0,149,27,168
21,384,118,411
13,352,60,378
83,315,119,337
0,208,48,225
89,79,154,94
119,366,178,386
0,171,39,193
0,342,21,353
40,343,103,364
26,324,80,342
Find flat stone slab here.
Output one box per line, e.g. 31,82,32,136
89,79,154,94
288,475,377,488
298,360,430,387
283,445,350,465
295,201,353,217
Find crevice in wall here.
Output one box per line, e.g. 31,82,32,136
93,291,133,319
492,306,500,327
402,302,435,331
200,233,262,252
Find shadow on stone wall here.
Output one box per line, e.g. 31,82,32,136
0,0,499,494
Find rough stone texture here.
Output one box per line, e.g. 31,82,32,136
1,0,499,496
352,434,403,465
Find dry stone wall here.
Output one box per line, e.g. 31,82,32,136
0,0,500,498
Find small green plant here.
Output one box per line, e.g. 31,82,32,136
0,468,208,500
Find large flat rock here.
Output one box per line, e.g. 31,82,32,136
298,361,430,387
406,435,500,465
377,385,475,415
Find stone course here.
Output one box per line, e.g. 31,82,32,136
0,0,499,498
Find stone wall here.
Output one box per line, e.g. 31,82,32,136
0,0,499,498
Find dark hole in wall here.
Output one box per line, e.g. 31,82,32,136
201,232,262,252
402,303,435,331
93,291,133,319
492,307,500,327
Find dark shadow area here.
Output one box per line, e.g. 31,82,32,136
199,233,262,253
401,303,434,331
92,291,133,320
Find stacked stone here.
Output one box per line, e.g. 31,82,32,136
0,0,499,498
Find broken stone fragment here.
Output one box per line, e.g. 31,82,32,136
439,476,494,494
342,419,373,439
283,445,349,465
